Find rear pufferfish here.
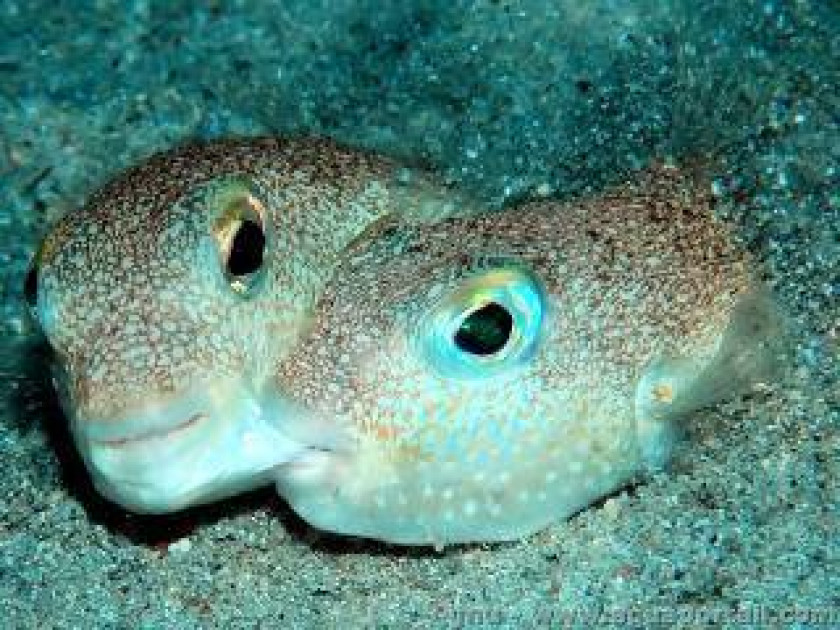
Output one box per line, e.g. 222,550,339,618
26,138,779,545
26,137,465,515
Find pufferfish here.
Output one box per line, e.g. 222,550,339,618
26,137,779,545
271,165,781,544
25,137,467,515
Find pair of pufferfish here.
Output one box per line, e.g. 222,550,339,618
25,137,781,545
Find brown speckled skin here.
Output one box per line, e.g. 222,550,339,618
34,137,764,540
36,137,456,424
272,165,758,543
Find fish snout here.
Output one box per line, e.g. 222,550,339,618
67,376,326,514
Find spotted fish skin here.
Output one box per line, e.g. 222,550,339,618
272,166,775,544
29,137,463,513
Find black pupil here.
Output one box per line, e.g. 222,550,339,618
454,302,513,356
23,264,38,308
227,219,265,277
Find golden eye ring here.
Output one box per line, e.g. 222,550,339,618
207,178,269,295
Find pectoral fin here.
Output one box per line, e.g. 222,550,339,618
636,290,785,470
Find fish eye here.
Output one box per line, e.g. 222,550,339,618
453,302,513,356
23,256,39,322
208,179,268,295
418,267,545,378
226,218,265,277
23,260,39,311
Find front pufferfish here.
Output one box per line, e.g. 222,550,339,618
27,138,778,545
271,164,780,544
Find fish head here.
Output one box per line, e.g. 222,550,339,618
273,171,756,545
23,141,363,513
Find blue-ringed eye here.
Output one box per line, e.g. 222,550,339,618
418,267,545,379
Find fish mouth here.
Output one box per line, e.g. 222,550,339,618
66,377,348,514
89,412,209,449
74,380,234,452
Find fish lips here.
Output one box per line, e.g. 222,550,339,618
66,375,347,514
